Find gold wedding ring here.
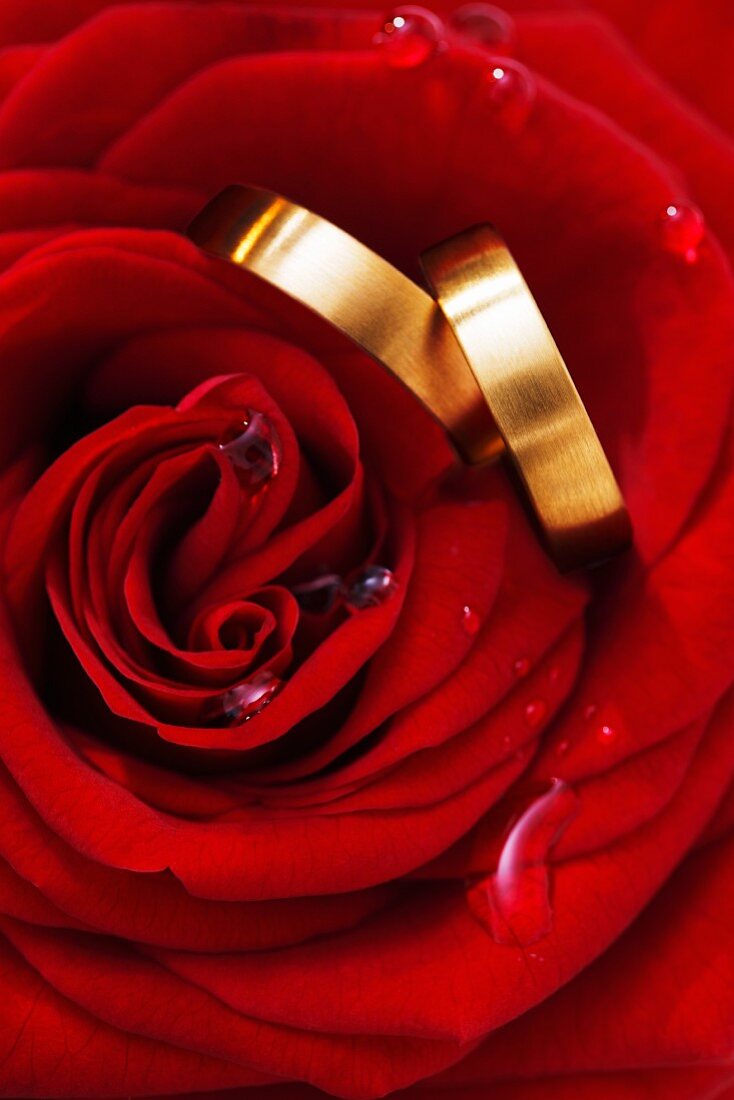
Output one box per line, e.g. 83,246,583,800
188,185,631,570
421,228,631,570
187,185,501,466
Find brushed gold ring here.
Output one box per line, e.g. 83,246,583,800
187,185,501,466
188,185,631,570
421,227,631,570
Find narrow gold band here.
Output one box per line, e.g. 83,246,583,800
188,185,630,570
421,228,631,570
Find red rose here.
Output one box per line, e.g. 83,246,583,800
0,3,732,1098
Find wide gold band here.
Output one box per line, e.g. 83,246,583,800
188,185,631,570
421,228,631,570
187,185,501,466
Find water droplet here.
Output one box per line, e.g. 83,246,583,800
292,573,343,614
524,698,547,728
466,778,579,945
502,734,511,749
374,6,445,68
202,670,283,726
597,723,617,744
486,60,535,128
513,656,530,679
462,605,481,635
555,738,570,757
218,409,281,490
583,704,598,721
343,565,397,610
662,202,705,263
450,3,515,50
548,665,560,685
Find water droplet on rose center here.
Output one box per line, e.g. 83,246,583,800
218,409,281,490
202,669,282,726
343,565,398,610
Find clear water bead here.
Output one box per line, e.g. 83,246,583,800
218,409,281,491
343,565,397,610
513,656,530,679
462,605,481,635
662,202,705,263
203,670,283,727
374,6,445,68
597,723,617,744
450,3,515,50
524,698,547,728
466,778,579,945
486,60,535,128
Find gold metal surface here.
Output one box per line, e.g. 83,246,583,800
188,186,631,570
188,185,502,466
421,227,631,569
